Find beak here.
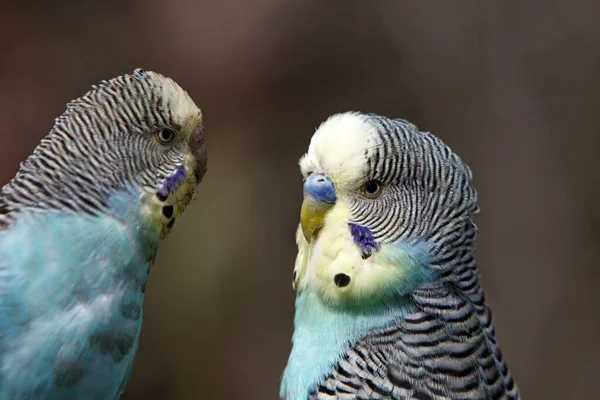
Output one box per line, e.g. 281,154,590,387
300,173,336,242
189,122,207,183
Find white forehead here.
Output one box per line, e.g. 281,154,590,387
149,72,201,129
299,112,375,191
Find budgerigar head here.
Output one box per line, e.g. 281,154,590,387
1,69,207,236
294,112,478,307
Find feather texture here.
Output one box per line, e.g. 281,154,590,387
0,70,205,399
282,112,518,400
0,191,152,399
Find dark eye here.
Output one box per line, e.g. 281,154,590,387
360,180,384,199
156,128,175,144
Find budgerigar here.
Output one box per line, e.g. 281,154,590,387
0,69,206,399
281,112,519,400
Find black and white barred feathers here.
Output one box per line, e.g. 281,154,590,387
310,281,519,400
0,69,206,229
284,112,519,400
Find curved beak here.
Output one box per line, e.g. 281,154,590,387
189,122,207,183
300,173,336,242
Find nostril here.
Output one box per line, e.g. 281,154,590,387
304,174,336,203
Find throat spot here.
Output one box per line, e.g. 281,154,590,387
148,163,193,232
162,205,174,219
333,273,351,288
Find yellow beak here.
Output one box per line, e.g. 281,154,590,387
300,195,334,243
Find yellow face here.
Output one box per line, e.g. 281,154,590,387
139,73,207,237
292,113,431,307
139,144,204,237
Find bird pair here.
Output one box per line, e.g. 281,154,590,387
0,70,519,400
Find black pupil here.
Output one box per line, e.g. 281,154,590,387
365,181,379,195
160,129,173,142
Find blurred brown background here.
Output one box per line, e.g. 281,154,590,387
1,1,599,399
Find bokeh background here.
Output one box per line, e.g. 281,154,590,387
1,1,599,399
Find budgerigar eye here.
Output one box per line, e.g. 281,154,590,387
359,180,384,199
156,128,175,144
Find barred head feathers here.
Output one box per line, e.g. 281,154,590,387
295,112,479,303
0,69,207,231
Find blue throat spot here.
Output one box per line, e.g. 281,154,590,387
348,223,381,259
157,165,187,200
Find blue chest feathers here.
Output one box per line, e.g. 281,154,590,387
0,191,159,399
280,291,414,400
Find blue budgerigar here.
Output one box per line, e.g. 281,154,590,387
281,112,519,399
0,69,206,399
